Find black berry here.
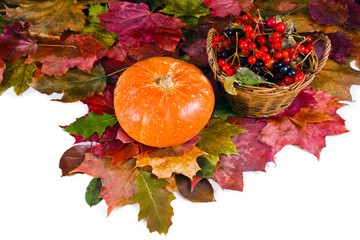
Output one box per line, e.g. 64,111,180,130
225,29,234,37
220,50,231,59
287,68,297,78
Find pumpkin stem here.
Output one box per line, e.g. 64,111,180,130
156,75,174,89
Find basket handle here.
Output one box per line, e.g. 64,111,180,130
206,28,221,81
315,34,331,73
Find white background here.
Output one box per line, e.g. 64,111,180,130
0,84,359,240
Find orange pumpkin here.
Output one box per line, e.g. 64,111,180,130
114,57,215,148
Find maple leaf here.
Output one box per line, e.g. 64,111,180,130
160,0,210,18
196,119,246,158
104,143,140,166
327,31,353,64
116,127,136,144
68,123,119,144
175,174,215,202
0,59,37,95
261,90,348,159
132,170,175,235
5,0,87,38
97,1,187,52
128,43,174,62
88,139,124,157
0,59,5,85
136,146,205,179
81,85,115,115
311,59,360,101
65,112,118,140
308,0,349,26
98,42,128,62
202,0,242,17
83,24,118,48
59,145,89,176
88,3,108,24
85,178,103,206
30,63,107,102
26,33,105,75
213,118,275,191
0,23,37,61
71,153,138,215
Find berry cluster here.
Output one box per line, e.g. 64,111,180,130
211,14,316,86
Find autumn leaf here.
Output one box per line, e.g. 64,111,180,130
88,3,108,23
104,143,139,166
311,59,360,101
308,0,349,26
59,145,89,176
132,170,175,235
128,43,174,62
97,1,187,52
175,174,214,202
26,33,106,75
83,23,118,48
327,31,353,64
136,146,205,179
0,59,37,95
202,0,242,17
116,127,136,144
0,59,5,85
5,0,87,38
213,97,241,120
81,85,115,115
213,118,275,191
71,153,138,215
31,63,107,102
0,23,37,61
85,178,103,206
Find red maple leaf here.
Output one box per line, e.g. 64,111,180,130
97,1,187,52
202,0,241,17
26,33,105,75
81,85,115,115
0,23,37,61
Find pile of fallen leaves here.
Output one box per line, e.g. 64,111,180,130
0,0,360,235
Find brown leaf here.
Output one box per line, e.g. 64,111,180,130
59,145,89,176
6,0,87,38
311,59,360,101
175,174,214,202
135,146,206,179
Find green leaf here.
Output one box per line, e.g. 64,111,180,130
83,23,118,47
88,3,108,23
31,63,107,102
132,0,163,10
65,112,118,139
213,97,242,119
85,178,103,206
0,59,37,95
196,119,246,157
159,0,210,19
197,156,214,178
132,171,175,234
0,16,14,34
223,76,238,95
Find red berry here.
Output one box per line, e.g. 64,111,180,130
282,57,290,63
235,19,242,25
303,47,310,55
261,53,271,62
282,50,289,58
248,42,257,50
266,17,277,28
242,14,250,22
273,42,282,50
305,35,312,43
294,73,305,82
284,76,293,85
214,35,221,42
222,63,230,72
265,58,275,69
233,65,240,70
239,41,248,49
250,32,257,38
248,56,256,64
254,51,263,59
243,25,253,32
246,37,252,42
241,49,250,55
274,51,283,59
278,81,286,86
223,39,230,47
211,42,217,48
274,22,286,33
218,59,226,67
273,32,281,39
256,35,267,45
297,45,305,53
269,36,276,43
259,45,268,53
226,68,236,76
307,44,315,51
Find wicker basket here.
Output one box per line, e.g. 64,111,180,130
206,28,331,118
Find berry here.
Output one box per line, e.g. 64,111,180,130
274,22,286,33
250,32,257,38
274,61,284,70
303,47,310,55
294,72,305,82
278,65,289,76
307,44,315,51
211,42,217,48
305,35,312,43
269,36,277,43
297,45,305,53
243,25,253,32
286,68,297,78
282,50,289,58
259,45,269,53
241,49,250,55
218,59,226,67
239,57,248,65
222,63,230,72
234,29,245,38
248,56,257,64
273,42,282,50
256,35,267,45
254,51,263,59
224,29,234,37
251,65,261,73
242,14,250,22
246,37,253,42
248,42,257,50
273,32,281,39
284,76,293,85
282,57,290,63
226,68,236,76
214,35,221,42
223,39,230,47
239,41,248,49
274,51,283,59
220,50,231,59
278,81,286,86
266,17,277,28
235,19,242,25
255,59,264,67
265,59,276,69
261,53,271,62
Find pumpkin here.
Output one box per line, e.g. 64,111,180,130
114,57,215,148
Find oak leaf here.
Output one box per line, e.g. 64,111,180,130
71,153,138,215
202,0,241,17
175,174,214,202
97,1,187,52
136,146,205,179
31,63,107,102
0,59,37,95
59,145,89,176
26,33,105,75
65,112,118,140
0,23,37,61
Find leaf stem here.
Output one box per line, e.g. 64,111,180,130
38,43,77,49
150,0,169,14
105,67,128,77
